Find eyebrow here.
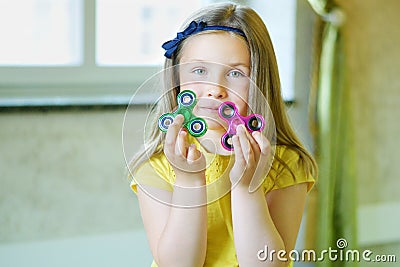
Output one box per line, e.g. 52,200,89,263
182,59,250,69
230,63,250,69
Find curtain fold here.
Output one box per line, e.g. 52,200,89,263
307,0,358,266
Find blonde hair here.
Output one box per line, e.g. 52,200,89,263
129,3,317,180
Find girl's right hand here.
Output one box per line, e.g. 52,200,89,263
163,114,206,185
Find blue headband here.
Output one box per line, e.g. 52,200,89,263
162,20,246,59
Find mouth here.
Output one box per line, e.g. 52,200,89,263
194,105,220,120
196,99,221,111
197,106,219,111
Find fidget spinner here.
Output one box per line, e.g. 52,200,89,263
218,101,265,150
158,90,207,137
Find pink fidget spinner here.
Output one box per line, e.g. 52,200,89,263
218,101,265,151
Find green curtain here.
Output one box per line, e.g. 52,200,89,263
307,0,358,266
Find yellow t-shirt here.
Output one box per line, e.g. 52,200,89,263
131,138,314,267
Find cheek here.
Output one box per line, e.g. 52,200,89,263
229,88,249,114
180,83,204,97
237,101,248,116
179,71,190,86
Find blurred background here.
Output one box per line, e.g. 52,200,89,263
0,0,399,266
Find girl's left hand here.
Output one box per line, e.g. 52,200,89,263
229,124,272,191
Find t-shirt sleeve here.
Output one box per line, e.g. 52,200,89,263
262,146,315,194
130,153,174,193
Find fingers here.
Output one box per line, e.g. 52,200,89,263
252,131,271,156
235,125,256,165
232,134,244,162
164,114,203,167
187,144,201,163
249,131,272,192
164,114,184,156
232,124,272,191
176,130,188,157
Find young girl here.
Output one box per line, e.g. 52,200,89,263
129,3,317,267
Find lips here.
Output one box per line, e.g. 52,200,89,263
198,106,218,111
195,105,220,118
196,99,221,110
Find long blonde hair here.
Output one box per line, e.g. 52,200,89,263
129,3,317,180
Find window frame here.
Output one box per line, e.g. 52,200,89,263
0,0,297,107
0,0,161,107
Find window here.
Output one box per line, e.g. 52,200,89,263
250,0,297,100
0,0,82,66
96,0,203,66
0,0,296,106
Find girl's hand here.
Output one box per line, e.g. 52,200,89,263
230,124,272,192
163,115,206,185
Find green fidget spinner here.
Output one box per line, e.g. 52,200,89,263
158,90,208,137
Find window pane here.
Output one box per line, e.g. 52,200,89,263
96,0,203,66
0,0,82,66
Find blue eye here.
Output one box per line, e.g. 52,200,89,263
193,68,206,75
228,70,244,78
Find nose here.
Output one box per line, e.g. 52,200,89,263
206,85,227,99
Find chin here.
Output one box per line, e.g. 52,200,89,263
204,118,227,132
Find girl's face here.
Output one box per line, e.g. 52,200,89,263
179,32,251,131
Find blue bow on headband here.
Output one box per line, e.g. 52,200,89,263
162,21,206,59
161,20,246,59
